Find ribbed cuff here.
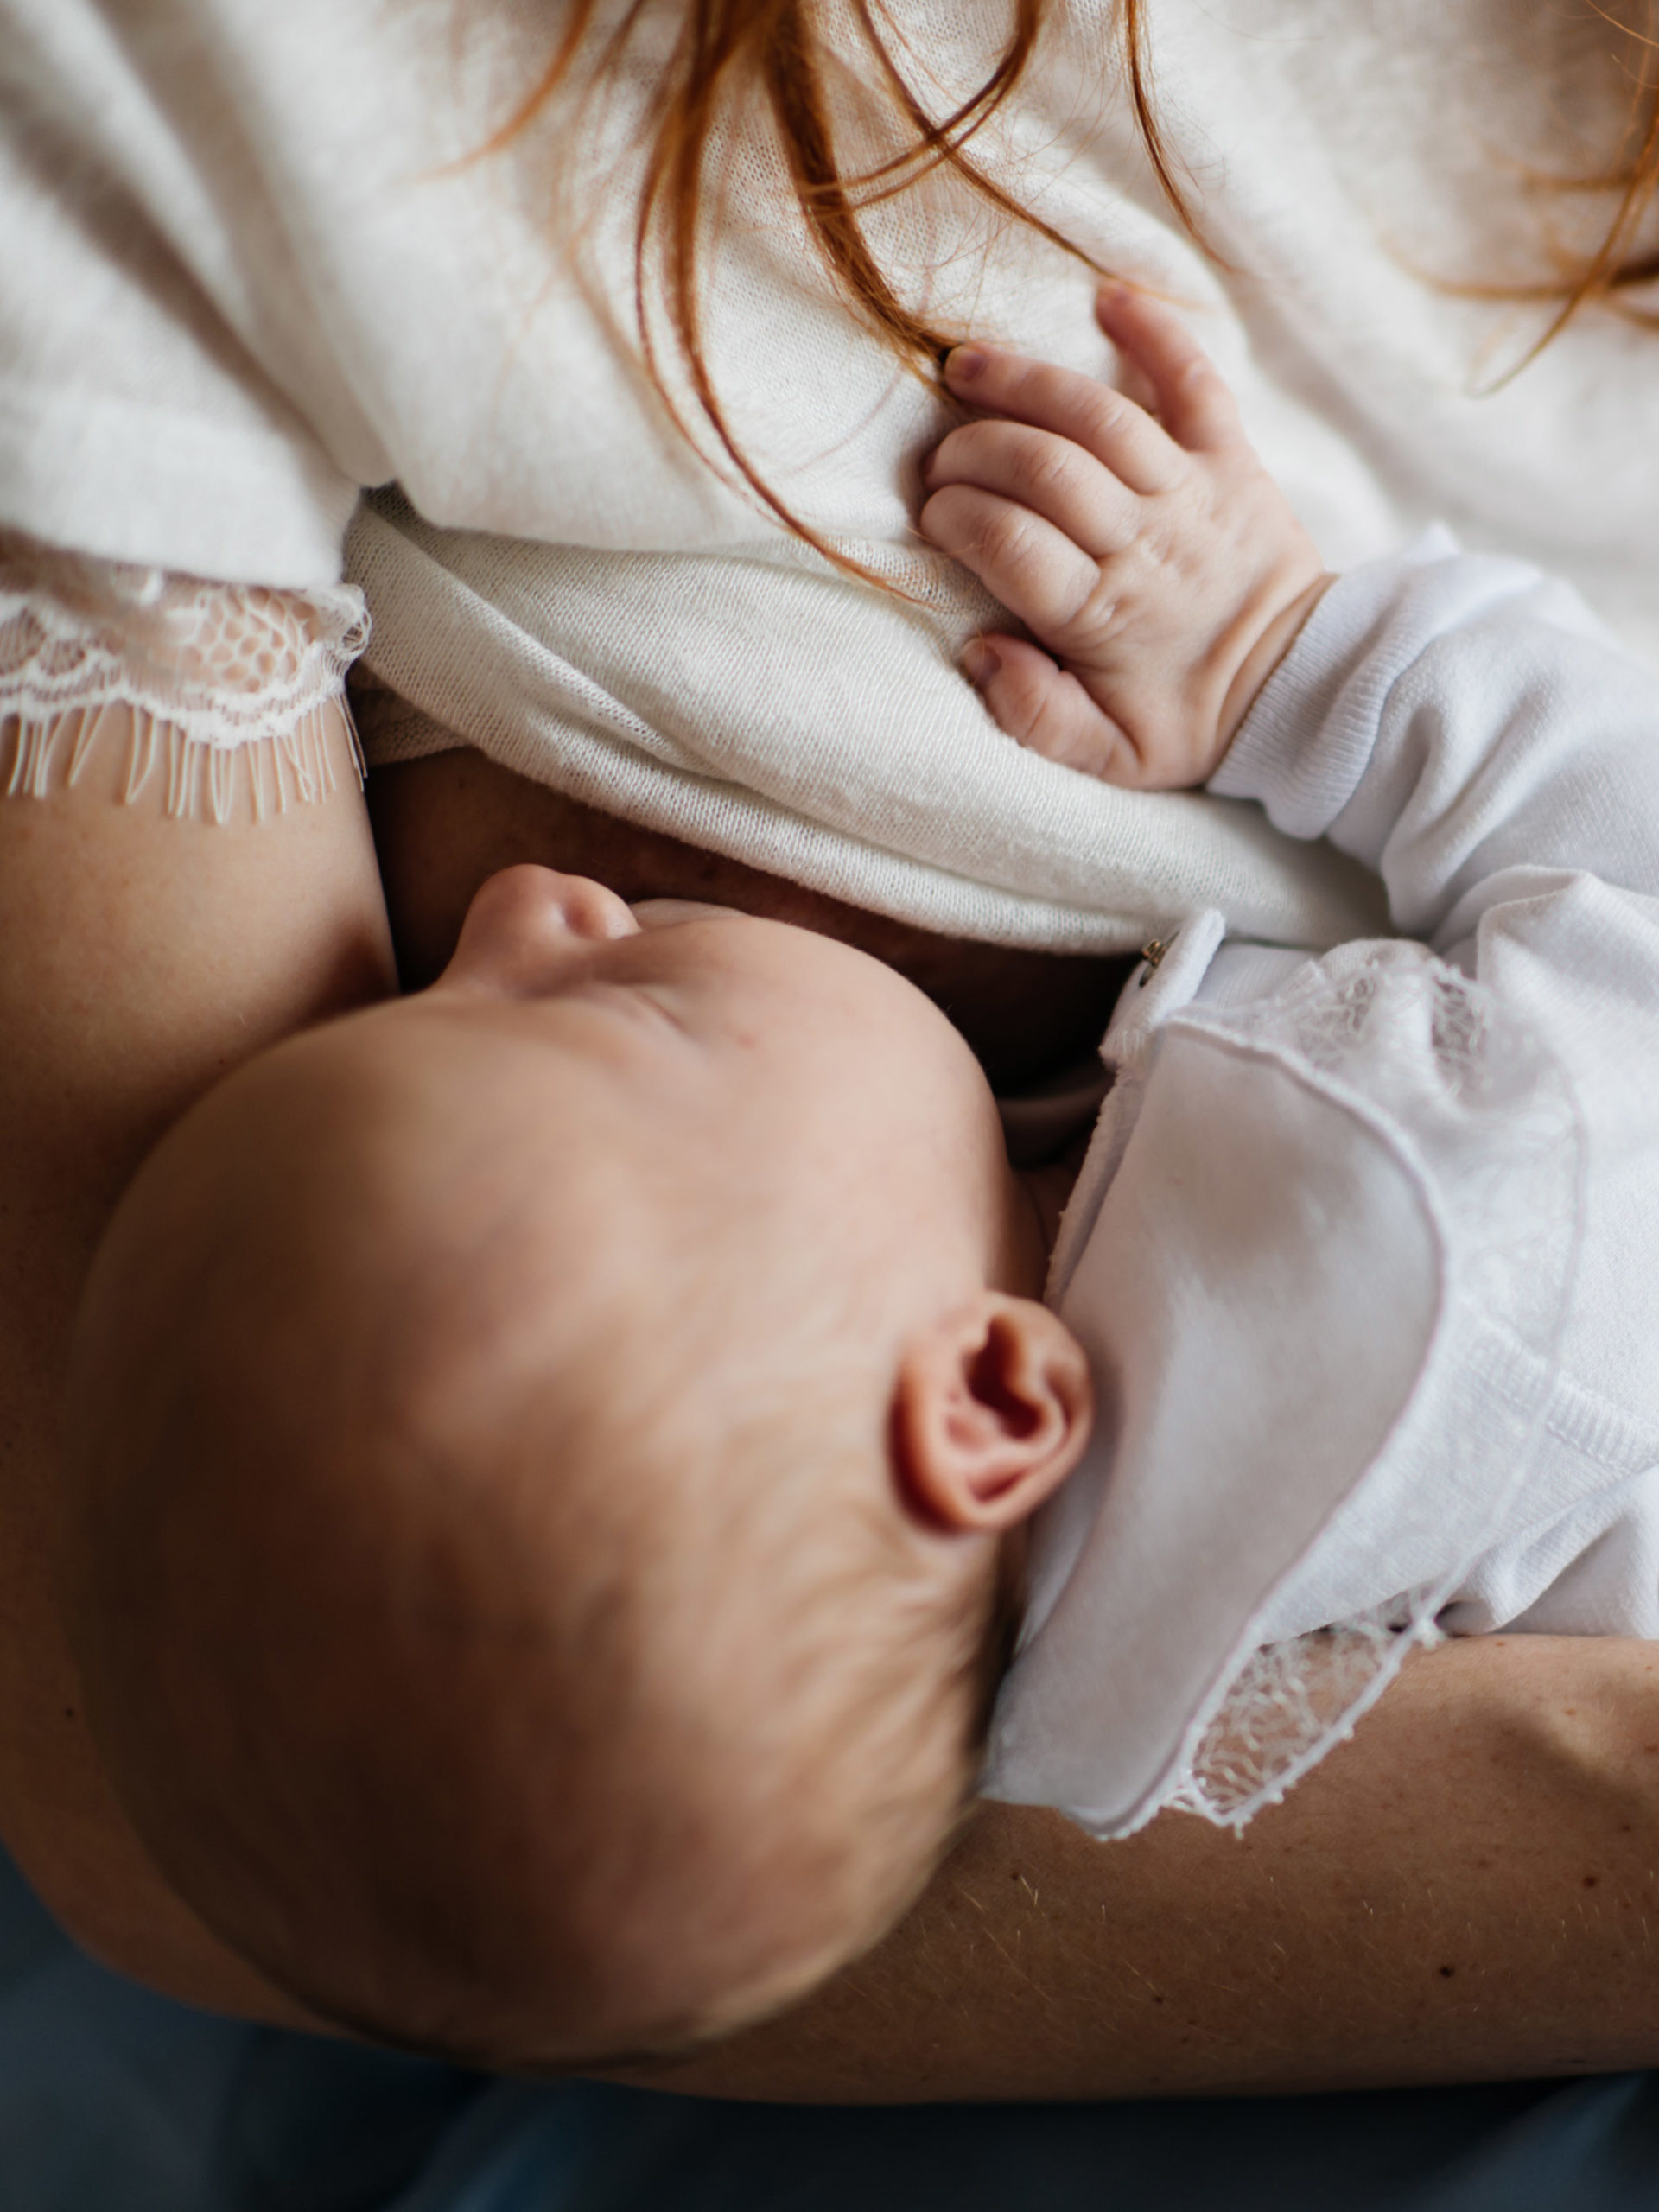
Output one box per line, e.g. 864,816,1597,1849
1211,525,1459,838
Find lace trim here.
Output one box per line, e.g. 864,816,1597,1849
1162,943,1585,1828
2,705,358,823
1166,1615,1444,1828
0,530,368,820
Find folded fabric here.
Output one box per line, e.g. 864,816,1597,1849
349,492,1382,950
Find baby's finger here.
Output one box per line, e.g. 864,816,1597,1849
919,484,1102,639
925,419,1140,559
1094,286,1241,455
942,344,1183,496
1112,348,1160,418
963,635,1138,782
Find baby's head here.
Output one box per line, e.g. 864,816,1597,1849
68,868,1091,2066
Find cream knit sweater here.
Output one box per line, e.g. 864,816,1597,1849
3,0,1654,941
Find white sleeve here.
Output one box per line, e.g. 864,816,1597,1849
1210,534,1659,968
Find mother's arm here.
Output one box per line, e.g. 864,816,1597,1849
0,700,391,2020
633,1630,1659,2100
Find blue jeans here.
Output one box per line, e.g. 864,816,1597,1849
1,1849,1654,2212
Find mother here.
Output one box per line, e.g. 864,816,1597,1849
5,0,1659,2105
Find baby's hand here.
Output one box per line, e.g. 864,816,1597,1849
919,287,1331,788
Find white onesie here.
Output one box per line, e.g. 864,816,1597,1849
983,535,1659,1836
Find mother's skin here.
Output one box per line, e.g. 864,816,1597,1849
4,719,1659,2093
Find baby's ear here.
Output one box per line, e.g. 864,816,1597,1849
892,1294,1093,1533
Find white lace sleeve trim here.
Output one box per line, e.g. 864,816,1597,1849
0,530,369,817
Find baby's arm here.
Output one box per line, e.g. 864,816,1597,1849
1209,544,1659,961
919,286,1331,791
924,291,1659,963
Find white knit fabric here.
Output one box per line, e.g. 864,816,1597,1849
346,496,1377,948
3,0,1656,940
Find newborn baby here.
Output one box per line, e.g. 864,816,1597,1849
67,863,1096,2066
66,293,1659,2068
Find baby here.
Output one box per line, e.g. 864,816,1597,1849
67,865,1090,2065
63,291,1659,2069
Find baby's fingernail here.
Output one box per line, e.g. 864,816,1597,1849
962,638,1001,685
947,345,988,384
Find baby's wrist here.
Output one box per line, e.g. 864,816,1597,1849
1214,572,1336,768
